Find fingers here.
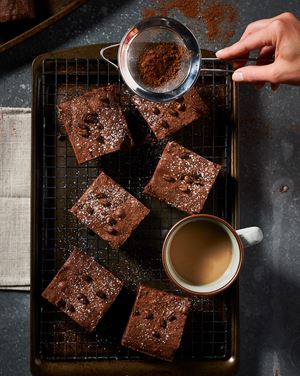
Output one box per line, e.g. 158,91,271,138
232,64,276,83
216,26,275,60
240,18,274,40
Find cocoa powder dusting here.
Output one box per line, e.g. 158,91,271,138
142,0,237,44
202,3,236,40
138,43,184,88
143,8,156,18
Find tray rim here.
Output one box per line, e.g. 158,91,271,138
30,43,240,376
0,0,88,54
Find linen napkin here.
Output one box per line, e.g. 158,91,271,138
0,108,31,290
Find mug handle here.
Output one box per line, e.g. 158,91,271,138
236,227,263,248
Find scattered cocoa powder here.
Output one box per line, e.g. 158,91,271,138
202,3,236,40
143,8,156,18
142,0,237,44
137,43,184,88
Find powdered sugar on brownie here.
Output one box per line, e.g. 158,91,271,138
121,284,190,361
58,86,133,164
132,87,209,140
42,247,123,332
70,172,150,249
144,141,221,214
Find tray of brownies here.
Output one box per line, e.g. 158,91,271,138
30,42,239,375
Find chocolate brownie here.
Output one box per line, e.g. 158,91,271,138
42,247,123,332
0,0,35,22
131,87,209,140
70,172,150,249
58,86,133,164
144,141,221,214
121,284,190,362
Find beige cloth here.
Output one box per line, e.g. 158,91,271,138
0,108,31,290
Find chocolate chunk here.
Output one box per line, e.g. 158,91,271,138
78,123,88,130
106,226,116,235
82,274,93,284
96,290,108,300
96,134,104,143
86,206,94,215
153,107,160,115
101,97,110,105
99,199,111,207
84,113,99,124
78,293,89,305
179,151,190,159
178,183,190,193
183,175,193,184
95,192,106,199
153,331,161,339
162,174,175,183
145,311,154,320
168,314,176,321
133,310,141,316
78,128,89,138
115,208,126,219
106,216,116,225
169,109,178,117
194,178,204,186
160,318,167,328
177,103,186,111
56,299,66,310
67,303,76,312
160,120,169,129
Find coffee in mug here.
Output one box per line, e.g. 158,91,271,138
162,214,263,295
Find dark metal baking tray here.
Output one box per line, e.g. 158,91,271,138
0,0,88,54
31,43,239,375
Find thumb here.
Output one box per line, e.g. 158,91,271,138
232,64,276,83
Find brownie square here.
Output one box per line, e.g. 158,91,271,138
0,0,35,22
42,247,123,332
70,172,150,249
58,86,133,164
144,141,221,214
131,87,209,140
121,284,190,361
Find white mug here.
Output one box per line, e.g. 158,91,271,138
162,214,263,295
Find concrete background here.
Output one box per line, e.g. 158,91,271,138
1,0,300,375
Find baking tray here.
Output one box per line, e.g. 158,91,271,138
31,43,239,376
0,0,88,54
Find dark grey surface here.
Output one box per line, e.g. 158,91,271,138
1,0,300,375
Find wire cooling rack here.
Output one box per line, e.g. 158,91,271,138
34,55,236,362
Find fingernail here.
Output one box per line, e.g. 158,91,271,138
215,49,224,57
232,71,244,82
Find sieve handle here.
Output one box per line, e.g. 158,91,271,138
100,44,120,70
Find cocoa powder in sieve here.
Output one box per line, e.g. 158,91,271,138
137,43,184,88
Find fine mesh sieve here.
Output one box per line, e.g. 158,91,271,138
100,17,201,102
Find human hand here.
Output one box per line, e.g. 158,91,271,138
216,12,300,90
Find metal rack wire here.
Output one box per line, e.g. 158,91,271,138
37,56,234,361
